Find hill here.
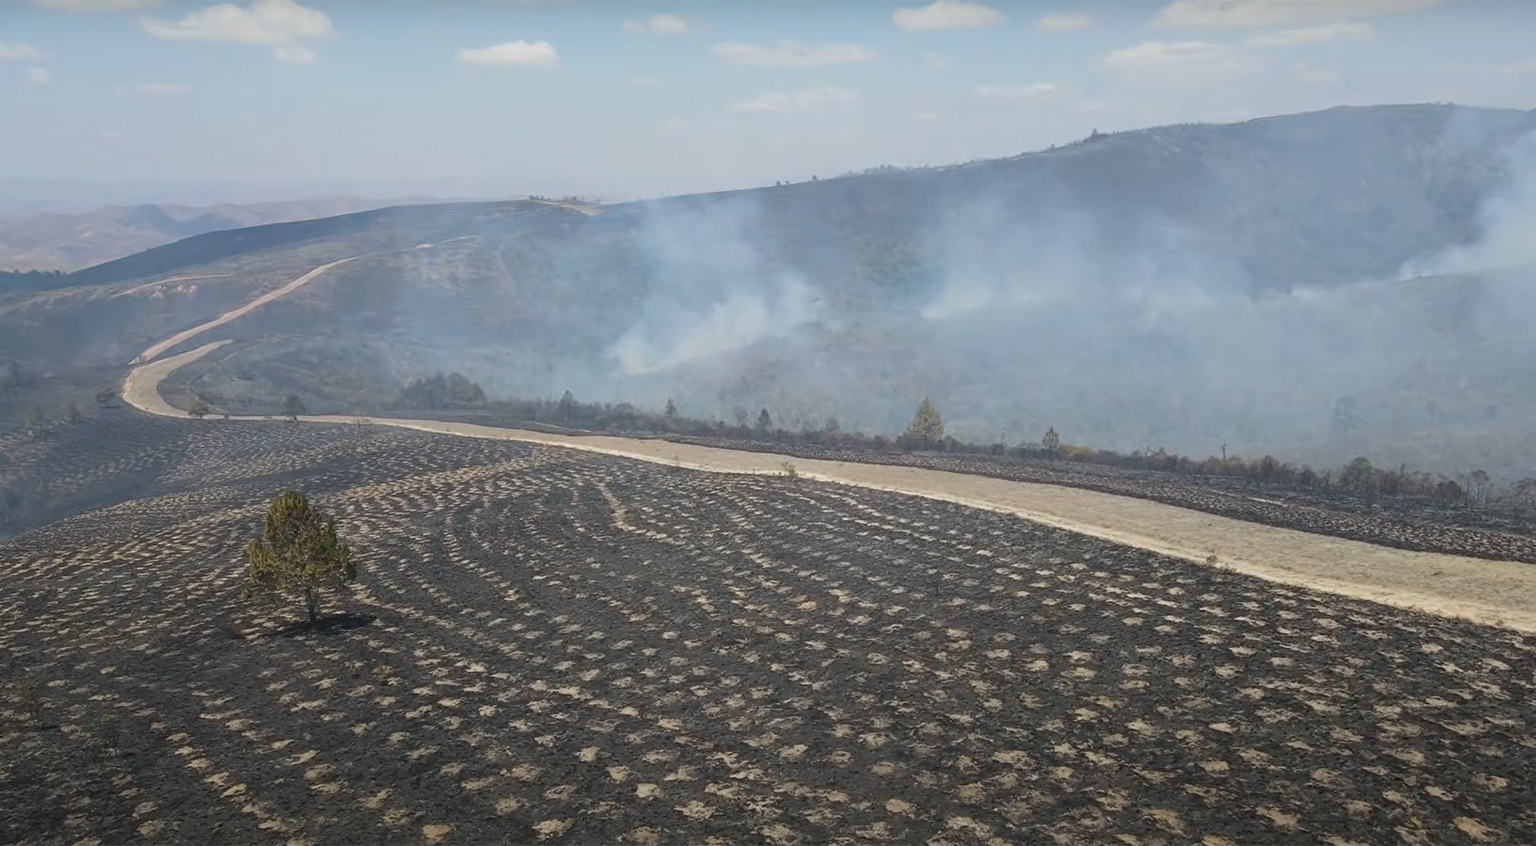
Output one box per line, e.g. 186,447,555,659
3,413,1535,844
0,196,444,274
4,102,1536,478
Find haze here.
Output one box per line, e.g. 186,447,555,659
4,0,1536,206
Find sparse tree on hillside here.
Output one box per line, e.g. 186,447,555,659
187,398,211,419
901,398,945,448
558,390,575,424
733,406,750,431
280,394,306,423
399,372,486,411
664,399,678,420
824,416,841,435
1514,478,1536,506
1041,426,1061,455
24,406,44,436
95,389,118,409
244,490,356,626
64,401,83,425
1435,479,1465,505
756,408,773,435
1341,457,1377,496
1467,469,1492,503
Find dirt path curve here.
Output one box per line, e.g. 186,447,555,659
120,302,1536,636
130,257,358,364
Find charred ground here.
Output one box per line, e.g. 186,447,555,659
2,418,1533,845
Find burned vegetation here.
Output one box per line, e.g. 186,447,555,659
1,420,1533,845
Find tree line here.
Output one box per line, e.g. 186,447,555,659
381,380,1532,511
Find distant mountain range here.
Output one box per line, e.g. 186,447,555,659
0,196,445,272
5,102,1536,478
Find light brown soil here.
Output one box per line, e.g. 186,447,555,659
123,339,1536,635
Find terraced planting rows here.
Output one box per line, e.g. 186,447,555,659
668,436,1536,564
3,422,1534,845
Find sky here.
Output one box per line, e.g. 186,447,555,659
1,0,1535,202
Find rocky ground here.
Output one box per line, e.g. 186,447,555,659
2,418,1533,845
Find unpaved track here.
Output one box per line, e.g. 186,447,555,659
120,279,1536,635
130,257,357,364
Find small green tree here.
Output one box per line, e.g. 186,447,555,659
756,408,773,435
244,490,356,625
902,398,945,448
24,406,44,435
187,398,211,419
280,394,306,422
1041,426,1061,455
664,398,678,420
1341,457,1376,495
64,401,84,425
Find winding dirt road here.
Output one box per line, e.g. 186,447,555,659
131,257,357,364
121,266,1536,634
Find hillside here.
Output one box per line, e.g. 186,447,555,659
0,196,442,274
4,102,1536,477
6,416,1535,844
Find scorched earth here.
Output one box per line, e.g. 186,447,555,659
1,418,1532,845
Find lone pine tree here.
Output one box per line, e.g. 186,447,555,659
244,490,356,625
902,398,945,447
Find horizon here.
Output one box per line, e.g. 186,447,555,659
2,100,1531,213
3,0,1535,207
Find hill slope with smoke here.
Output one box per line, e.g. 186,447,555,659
5,102,1536,478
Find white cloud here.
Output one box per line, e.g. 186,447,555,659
1245,21,1374,46
33,0,159,9
1102,40,1260,80
625,75,663,87
729,87,859,113
1153,0,1439,29
0,42,47,61
622,14,693,36
922,51,952,69
713,40,876,68
116,82,191,94
975,83,1059,99
893,0,1002,31
457,40,559,68
1036,13,1095,32
25,67,51,84
140,0,330,63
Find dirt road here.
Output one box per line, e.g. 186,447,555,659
130,257,356,364
120,270,1536,634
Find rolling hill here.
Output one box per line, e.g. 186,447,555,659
4,102,1536,478
0,196,444,274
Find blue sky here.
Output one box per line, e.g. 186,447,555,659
2,0,1534,201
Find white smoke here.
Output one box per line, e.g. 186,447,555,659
1401,131,1536,279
